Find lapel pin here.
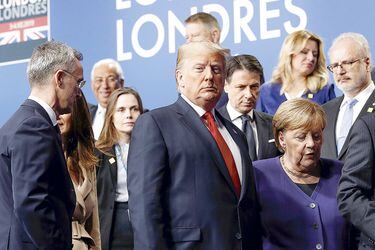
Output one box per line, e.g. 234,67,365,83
109,157,116,164
367,107,374,113
307,93,313,99
268,139,275,143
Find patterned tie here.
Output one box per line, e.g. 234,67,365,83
202,111,241,197
337,99,358,153
241,115,257,161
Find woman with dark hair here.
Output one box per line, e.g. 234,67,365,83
257,30,335,115
95,87,144,250
57,90,101,249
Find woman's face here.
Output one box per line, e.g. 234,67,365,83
279,125,323,170
291,39,318,77
57,113,72,135
112,94,141,136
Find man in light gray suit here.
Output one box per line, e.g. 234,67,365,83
321,32,375,161
218,54,280,161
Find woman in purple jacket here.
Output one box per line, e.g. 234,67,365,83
253,99,351,250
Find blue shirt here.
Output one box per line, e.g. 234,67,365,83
256,82,336,115
253,157,350,250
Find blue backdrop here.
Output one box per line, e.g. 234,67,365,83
0,0,374,125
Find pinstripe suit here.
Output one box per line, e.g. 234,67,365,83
338,113,375,249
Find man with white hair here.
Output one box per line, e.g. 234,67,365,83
89,58,124,139
321,32,375,161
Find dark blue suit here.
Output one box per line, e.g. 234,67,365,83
127,97,262,250
0,99,75,249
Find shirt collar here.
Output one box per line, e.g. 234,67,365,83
97,103,106,114
341,81,375,108
181,94,209,117
28,95,57,126
226,102,254,121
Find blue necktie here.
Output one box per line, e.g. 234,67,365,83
337,99,358,154
241,115,257,161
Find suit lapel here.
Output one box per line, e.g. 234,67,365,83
175,98,238,197
103,147,118,189
326,97,343,158
253,112,267,158
339,90,375,159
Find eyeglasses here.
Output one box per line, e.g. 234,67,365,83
61,70,86,88
327,57,367,73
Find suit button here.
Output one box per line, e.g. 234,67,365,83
316,243,322,249
309,203,316,209
312,223,318,229
235,233,242,240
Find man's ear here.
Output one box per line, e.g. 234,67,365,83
119,78,125,88
176,70,184,88
224,80,229,93
211,28,221,44
54,70,64,88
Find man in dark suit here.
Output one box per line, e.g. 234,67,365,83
322,32,375,161
0,41,80,249
218,54,280,161
338,112,375,249
89,58,124,139
127,41,262,250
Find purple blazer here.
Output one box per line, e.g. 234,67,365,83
253,157,350,250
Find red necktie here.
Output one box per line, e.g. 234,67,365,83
202,111,241,197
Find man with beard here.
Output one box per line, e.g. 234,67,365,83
321,32,375,161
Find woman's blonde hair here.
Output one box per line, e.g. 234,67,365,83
271,30,328,93
95,87,144,154
273,98,326,152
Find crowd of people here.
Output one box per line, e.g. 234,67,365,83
0,11,375,250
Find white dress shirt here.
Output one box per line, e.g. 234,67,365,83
115,142,129,202
336,82,375,145
225,103,259,155
28,95,57,126
92,104,106,140
181,94,243,183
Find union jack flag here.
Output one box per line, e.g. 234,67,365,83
0,16,48,46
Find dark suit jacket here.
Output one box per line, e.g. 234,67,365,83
127,97,262,250
218,105,280,160
96,147,118,250
0,99,76,249
321,90,375,161
88,103,98,122
338,113,375,250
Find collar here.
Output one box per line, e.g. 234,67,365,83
341,81,375,108
28,95,57,126
97,103,106,114
226,102,254,122
181,94,208,117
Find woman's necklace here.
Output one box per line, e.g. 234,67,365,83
280,156,320,183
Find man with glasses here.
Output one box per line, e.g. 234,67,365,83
0,41,82,249
89,58,124,139
321,32,375,161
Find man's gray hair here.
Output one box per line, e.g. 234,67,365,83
27,40,83,87
329,32,372,62
90,58,124,81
